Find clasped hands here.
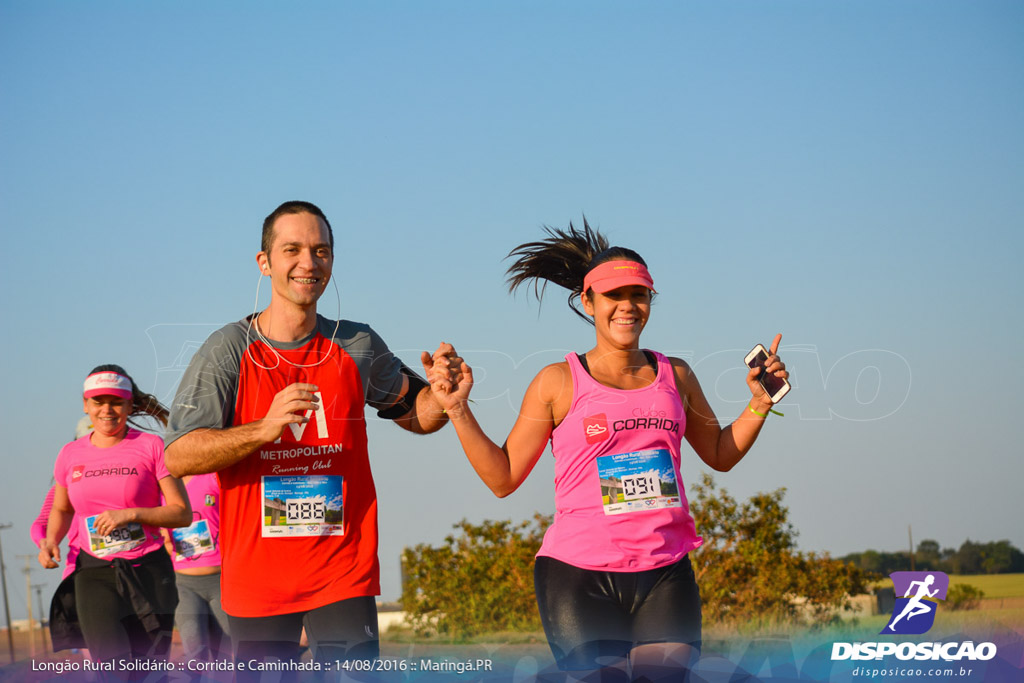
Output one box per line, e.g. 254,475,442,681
420,342,472,414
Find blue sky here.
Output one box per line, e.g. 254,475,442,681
1,2,1022,620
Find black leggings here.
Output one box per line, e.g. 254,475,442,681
229,595,378,680
74,548,178,664
535,555,702,671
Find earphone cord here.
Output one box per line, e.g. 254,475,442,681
244,272,343,370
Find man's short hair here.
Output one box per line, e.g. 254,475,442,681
262,201,335,255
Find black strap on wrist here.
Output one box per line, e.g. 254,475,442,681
376,368,429,420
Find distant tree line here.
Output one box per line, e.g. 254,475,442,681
841,539,1024,575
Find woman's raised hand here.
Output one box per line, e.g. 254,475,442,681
747,333,789,407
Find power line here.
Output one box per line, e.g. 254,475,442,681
15,556,37,658
31,584,48,656
0,523,16,664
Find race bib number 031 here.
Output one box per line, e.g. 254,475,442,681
261,475,344,537
84,515,146,557
596,448,683,516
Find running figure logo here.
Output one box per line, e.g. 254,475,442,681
882,571,949,635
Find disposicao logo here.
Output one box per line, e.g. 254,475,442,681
830,569,996,664
883,571,949,635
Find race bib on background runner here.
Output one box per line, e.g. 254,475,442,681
596,448,683,515
84,515,146,557
171,519,214,561
260,475,344,537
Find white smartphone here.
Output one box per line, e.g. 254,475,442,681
744,344,791,403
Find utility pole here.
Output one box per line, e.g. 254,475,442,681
32,584,48,656
909,524,915,571
16,556,35,658
0,524,14,664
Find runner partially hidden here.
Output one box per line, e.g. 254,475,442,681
887,575,939,631
163,201,457,676
425,221,789,682
162,473,231,661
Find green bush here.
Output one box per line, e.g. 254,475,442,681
689,473,874,627
401,514,551,639
946,583,985,611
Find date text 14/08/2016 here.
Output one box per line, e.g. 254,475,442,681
33,658,496,676
337,659,494,674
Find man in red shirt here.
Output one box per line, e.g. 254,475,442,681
165,201,455,673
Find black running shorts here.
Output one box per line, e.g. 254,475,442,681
534,554,702,671
229,594,378,681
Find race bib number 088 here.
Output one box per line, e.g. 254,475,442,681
261,475,344,537
286,498,326,524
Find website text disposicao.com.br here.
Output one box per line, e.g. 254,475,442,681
852,665,978,679
837,640,996,679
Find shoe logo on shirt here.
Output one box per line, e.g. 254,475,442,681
72,466,85,482
583,414,610,444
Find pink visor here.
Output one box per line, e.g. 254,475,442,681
582,260,656,294
83,372,133,401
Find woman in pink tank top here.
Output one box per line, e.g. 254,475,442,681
424,220,789,681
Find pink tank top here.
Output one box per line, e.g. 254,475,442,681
536,351,702,571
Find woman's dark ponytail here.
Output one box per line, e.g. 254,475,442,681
505,217,648,324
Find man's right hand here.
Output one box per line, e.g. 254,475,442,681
259,383,320,443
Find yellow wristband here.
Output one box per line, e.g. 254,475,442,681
749,404,785,418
